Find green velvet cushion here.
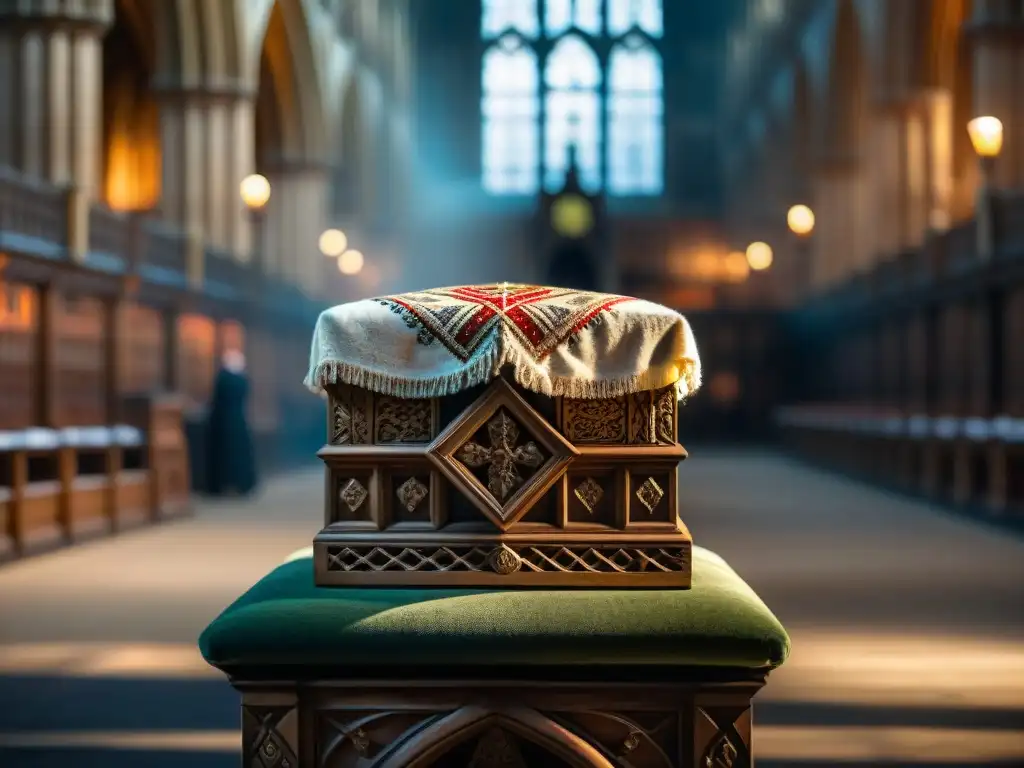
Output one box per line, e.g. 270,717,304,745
199,546,789,672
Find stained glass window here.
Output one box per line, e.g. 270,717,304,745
608,0,662,37
544,34,602,192
481,0,663,197
482,36,541,194
607,36,663,194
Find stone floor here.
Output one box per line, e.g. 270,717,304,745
0,449,1022,767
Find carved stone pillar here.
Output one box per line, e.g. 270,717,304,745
971,0,1022,187
921,89,955,233
155,86,257,258
260,163,331,296
867,105,908,261
812,158,865,288
0,2,111,198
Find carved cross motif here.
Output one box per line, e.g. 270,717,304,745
456,410,544,501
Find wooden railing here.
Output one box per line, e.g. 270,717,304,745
781,192,1024,518
0,166,322,326
0,167,69,253
0,165,329,563
0,396,190,560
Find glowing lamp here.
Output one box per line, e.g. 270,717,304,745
967,116,1004,159
746,241,773,271
551,194,594,238
338,249,364,276
319,228,349,258
239,174,271,210
787,204,815,237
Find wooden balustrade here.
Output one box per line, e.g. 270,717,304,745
782,193,1024,519
0,396,189,560
0,166,69,257
0,164,327,564
88,206,133,265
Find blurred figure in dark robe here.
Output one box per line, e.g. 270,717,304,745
206,348,258,496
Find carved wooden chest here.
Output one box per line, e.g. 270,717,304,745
307,284,702,588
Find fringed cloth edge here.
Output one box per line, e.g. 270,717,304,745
304,346,702,402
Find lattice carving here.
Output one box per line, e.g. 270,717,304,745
573,477,604,514
325,544,689,575
375,396,433,443
563,397,627,443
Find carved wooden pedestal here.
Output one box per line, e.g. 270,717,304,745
316,376,692,588
238,668,763,768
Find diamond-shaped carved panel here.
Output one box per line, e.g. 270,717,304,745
427,378,578,529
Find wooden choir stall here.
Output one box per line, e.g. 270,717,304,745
0,166,324,562
776,211,1024,520
200,284,790,768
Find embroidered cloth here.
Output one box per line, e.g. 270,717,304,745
305,283,701,400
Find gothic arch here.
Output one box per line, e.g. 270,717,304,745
914,0,973,90
375,706,615,768
915,0,976,221
101,0,166,210
254,0,329,164
820,0,868,159
871,0,914,101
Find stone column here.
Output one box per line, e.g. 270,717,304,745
0,4,110,198
810,171,835,292
865,105,906,264
812,158,865,288
900,101,939,251
259,163,331,296
921,89,955,233
154,86,257,259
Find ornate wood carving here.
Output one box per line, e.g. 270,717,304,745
235,682,766,768
322,540,690,587
635,477,665,513
319,378,690,587
395,476,429,513
332,402,354,445
375,396,433,443
562,397,627,443
469,726,529,768
428,379,577,530
242,705,299,768
628,388,676,445
330,385,371,445
695,706,753,768
456,411,546,502
350,390,371,444
339,478,369,513
573,477,604,514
